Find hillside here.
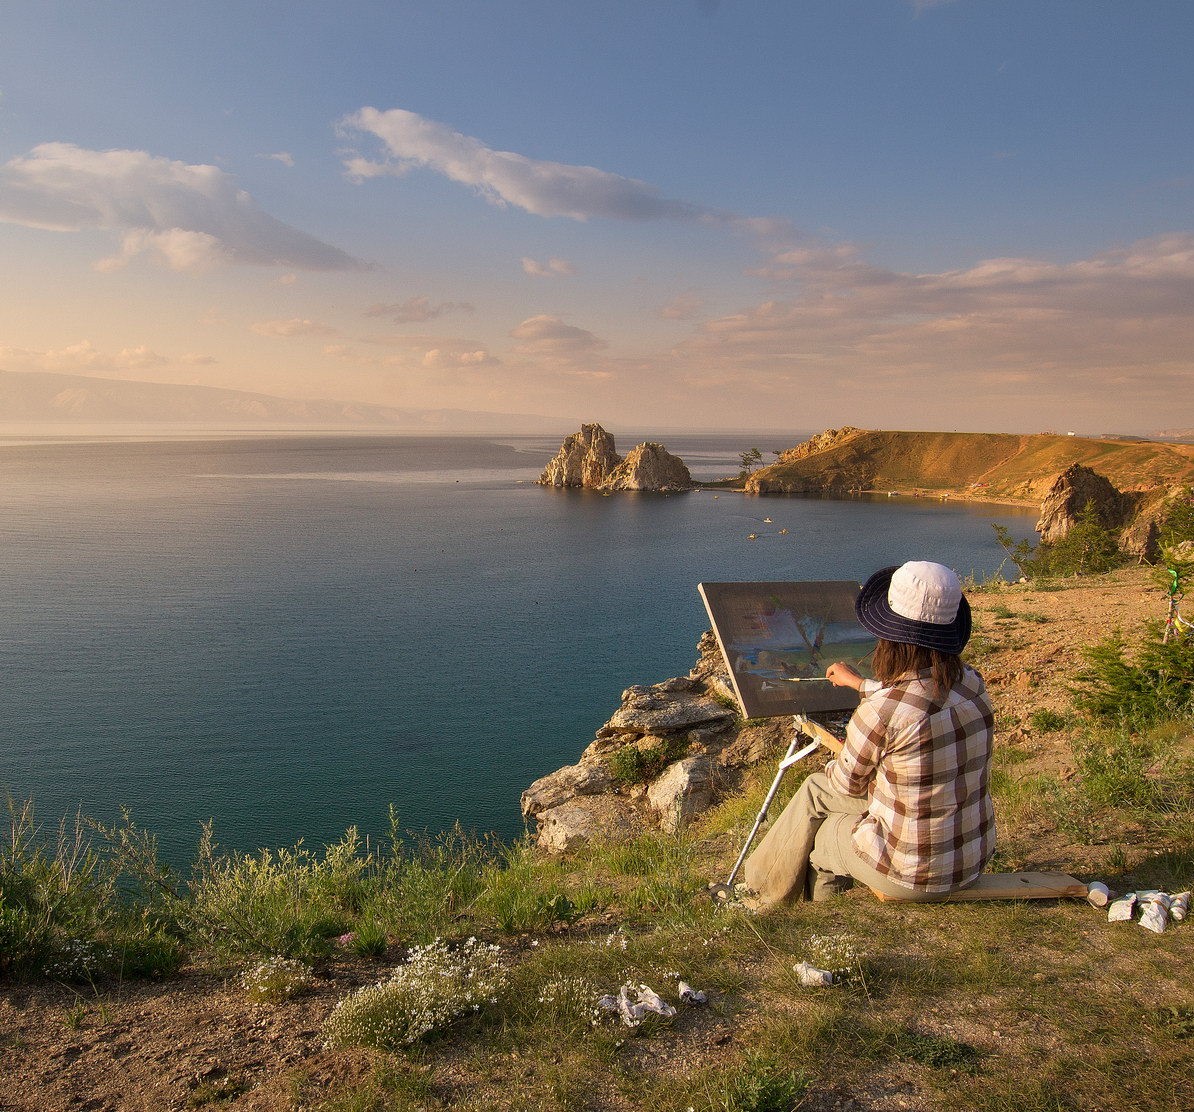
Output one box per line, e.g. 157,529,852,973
745,427,1194,503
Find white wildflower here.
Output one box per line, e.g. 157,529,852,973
322,937,506,1051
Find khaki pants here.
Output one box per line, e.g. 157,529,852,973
743,772,946,906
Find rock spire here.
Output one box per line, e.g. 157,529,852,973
538,424,692,492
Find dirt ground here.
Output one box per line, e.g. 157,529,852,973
1,566,1177,1112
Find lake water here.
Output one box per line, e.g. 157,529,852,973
1,433,1037,862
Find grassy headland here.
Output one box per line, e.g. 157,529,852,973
743,428,1194,503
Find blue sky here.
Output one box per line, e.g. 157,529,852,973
1,1,1192,432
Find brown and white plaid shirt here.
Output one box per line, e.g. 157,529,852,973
826,666,996,893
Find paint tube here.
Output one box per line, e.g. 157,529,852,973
794,961,834,987
1107,893,1136,922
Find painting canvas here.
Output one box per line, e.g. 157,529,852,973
698,581,877,718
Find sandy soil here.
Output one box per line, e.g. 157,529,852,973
0,567,1176,1112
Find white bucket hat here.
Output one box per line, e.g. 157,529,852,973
855,561,971,654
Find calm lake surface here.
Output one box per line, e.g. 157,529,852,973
1,433,1037,862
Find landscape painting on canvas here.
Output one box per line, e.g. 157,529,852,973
698,581,877,719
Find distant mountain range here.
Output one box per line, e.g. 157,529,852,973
0,370,562,434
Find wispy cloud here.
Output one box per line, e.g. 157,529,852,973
262,151,295,167
659,291,707,320
522,256,576,278
251,318,338,337
0,142,366,271
364,296,475,322
510,314,606,356
674,233,1194,417
422,348,498,368
0,340,172,374
339,107,731,224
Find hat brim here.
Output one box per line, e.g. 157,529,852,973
855,565,971,655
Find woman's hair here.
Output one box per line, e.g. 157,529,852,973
872,638,963,696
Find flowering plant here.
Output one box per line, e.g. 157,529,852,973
803,933,869,989
240,956,314,1003
323,936,506,1050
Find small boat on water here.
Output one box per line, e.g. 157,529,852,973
763,516,772,523
779,528,789,535
747,533,758,541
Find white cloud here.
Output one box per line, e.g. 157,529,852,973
263,151,295,167
364,296,474,322
0,142,365,271
251,317,338,337
339,107,714,223
422,348,498,368
522,256,575,278
510,314,606,356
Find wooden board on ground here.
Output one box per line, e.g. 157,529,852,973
873,871,1089,902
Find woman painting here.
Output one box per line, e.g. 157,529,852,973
744,561,996,905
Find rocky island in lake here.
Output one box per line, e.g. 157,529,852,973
538,423,692,492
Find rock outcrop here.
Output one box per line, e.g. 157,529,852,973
538,424,692,493
520,635,801,852
1035,463,1162,560
1035,464,1136,543
537,424,621,488
603,442,693,492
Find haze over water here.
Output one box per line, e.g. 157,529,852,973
2,434,1037,863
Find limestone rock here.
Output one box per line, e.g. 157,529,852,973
606,684,738,735
535,797,634,853
538,423,621,488
603,442,692,492
647,757,714,833
1035,465,1135,543
521,760,613,818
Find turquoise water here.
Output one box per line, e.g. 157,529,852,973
1,434,1037,862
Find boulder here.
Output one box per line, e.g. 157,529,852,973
534,797,634,853
647,757,714,833
521,760,613,818
538,423,621,488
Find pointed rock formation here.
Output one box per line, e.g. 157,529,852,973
538,423,621,488
604,442,692,492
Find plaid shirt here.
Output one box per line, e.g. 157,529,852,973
826,666,996,893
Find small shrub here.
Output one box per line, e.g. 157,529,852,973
716,1052,809,1112
894,1030,981,1072
322,937,506,1051
1029,709,1068,733
605,736,687,785
1071,622,1194,724
240,956,314,1003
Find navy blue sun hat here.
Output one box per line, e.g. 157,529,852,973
855,561,971,655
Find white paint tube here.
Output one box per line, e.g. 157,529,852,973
794,961,834,988
678,981,708,1004
1086,881,1111,907
1107,893,1136,922
1169,892,1190,922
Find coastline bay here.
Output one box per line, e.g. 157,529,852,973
1,433,1038,863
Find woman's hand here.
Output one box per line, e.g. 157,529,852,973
825,661,864,690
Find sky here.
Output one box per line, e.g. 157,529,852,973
1,0,1192,435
